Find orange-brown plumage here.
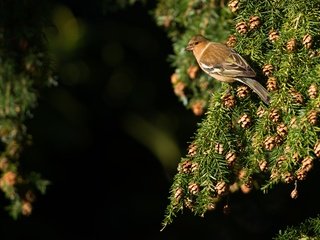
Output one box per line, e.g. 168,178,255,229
186,34,270,104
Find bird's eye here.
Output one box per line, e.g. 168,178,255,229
194,41,199,45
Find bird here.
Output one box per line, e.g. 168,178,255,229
185,34,270,105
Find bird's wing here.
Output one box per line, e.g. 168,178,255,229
221,49,256,77
198,44,256,78
199,62,224,74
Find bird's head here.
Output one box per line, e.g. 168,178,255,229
185,34,208,51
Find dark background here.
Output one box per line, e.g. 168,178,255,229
0,1,320,239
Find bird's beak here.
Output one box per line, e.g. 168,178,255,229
185,45,193,51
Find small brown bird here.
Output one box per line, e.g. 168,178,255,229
186,34,270,105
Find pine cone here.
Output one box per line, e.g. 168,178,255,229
286,38,297,52
184,198,193,209
282,172,294,183
238,171,253,193
274,134,283,146
249,15,261,30
296,168,307,181
190,162,199,173
276,123,288,137
237,85,250,99
226,34,237,48
215,181,228,196
308,84,318,99
276,156,286,167
188,143,197,157
314,140,320,157
191,100,205,116
222,93,236,108
302,34,313,49
268,29,280,42
238,113,251,128
236,21,248,34
289,88,304,104
178,160,192,173
226,151,237,166
171,72,179,84
173,81,186,97
174,188,184,202
270,169,280,180
257,106,266,118
228,0,239,13
267,76,277,91
187,65,199,79
188,182,200,195
240,183,252,194
264,136,276,151
269,108,281,123
215,143,224,154
290,188,298,199
301,156,313,172
307,110,318,125
22,201,32,216
0,171,17,187
262,64,274,76
259,160,268,172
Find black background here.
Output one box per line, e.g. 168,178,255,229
0,1,320,239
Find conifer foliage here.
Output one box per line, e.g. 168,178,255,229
0,1,52,218
154,0,320,235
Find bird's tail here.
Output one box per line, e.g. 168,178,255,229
235,77,270,105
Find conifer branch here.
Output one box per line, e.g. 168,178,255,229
274,215,320,240
154,0,320,233
0,1,53,218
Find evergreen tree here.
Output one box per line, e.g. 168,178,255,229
0,1,52,218
3,0,320,238
154,0,320,238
